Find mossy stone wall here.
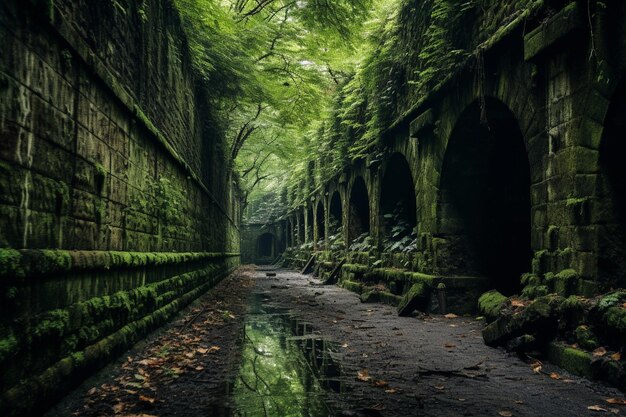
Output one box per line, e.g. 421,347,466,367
272,1,626,301
0,0,241,414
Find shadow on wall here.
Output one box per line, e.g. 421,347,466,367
438,98,531,296
598,75,626,288
256,233,277,263
348,177,370,245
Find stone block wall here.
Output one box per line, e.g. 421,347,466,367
274,1,626,301
0,0,241,414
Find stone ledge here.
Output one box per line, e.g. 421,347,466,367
0,264,236,417
524,3,585,62
0,249,240,278
409,108,435,138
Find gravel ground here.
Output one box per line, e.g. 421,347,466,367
46,266,625,417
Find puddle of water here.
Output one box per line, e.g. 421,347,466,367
228,294,341,416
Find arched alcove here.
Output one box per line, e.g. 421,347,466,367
298,210,305,244
438,98,531,295
348,176,370,244
316,200,325,241
256,233,277,263
329,191,342,231
380,153,417,241
598,77,626,288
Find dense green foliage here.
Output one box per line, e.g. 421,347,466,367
172,0,543,220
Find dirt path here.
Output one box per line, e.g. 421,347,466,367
47,266,625,417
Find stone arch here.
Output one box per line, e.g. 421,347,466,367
348,176,370,244
329,191,342,232
256,232,277,263
316,199,325,242
437,97,531,295
380,152,417,239
597,74,626,288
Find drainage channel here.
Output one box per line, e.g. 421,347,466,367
227,291,343,416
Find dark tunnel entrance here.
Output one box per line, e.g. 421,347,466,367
256,233,277,262
298,211,305,244
316,201,325,242
598,76,626,288
380,153,417,248
438,98,531,295
348,177,370,244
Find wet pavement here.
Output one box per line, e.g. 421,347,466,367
47,266,626,417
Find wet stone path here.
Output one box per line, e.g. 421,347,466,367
48,267,624,417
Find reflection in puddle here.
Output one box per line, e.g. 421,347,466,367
230,295,341,416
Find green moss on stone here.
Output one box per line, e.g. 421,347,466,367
520,273,541,286
0,249,23,277
32,309,70,338
397,282,430,316
598,291,626,310
546,342,593,379
521,285,549,299
574,325,599,351
478,290,507,321
561,295,586,325
0,332,18,362
603,306,626,335
341,280,363,294
548,269,579,296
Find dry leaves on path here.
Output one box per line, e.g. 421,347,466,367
357,369,372,382
498,411,513,417
588,404,620,413
593,347,608,357
444,313,458,319
607,398,626,405
530,360,543,374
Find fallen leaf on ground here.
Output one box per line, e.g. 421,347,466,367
588,405,609,412
444,343,456,348
357,369,372,382
498,411,513,417
87,387,97,396
197,348,208,354
530,360,542,374
458,398,466,402
385,389,397,394
515,400,524,404
593,347,608,357
550,372,561,380
375,380,389,387
611,352,622,361
444,313,458,319
433,385,445,390
341,343,349,348
607,398,626,405
207,346,221,353
510,299,525,307
138,395,155,404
